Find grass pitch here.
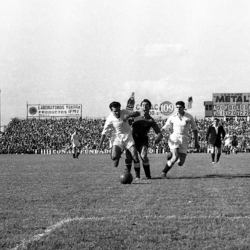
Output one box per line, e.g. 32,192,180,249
1,153,250,249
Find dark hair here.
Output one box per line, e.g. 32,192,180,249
176,101,185,108
141,99,152,109
109,101,121,110
213,118,219,121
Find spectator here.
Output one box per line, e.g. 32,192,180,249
0,116,250,154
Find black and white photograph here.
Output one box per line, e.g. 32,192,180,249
1,0,250,249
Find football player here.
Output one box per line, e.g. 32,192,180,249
206,118,226,163
71,128,81,159
161,101,200,177
98,101,141,169
125,99,163,179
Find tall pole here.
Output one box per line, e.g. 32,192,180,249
0,89,1,132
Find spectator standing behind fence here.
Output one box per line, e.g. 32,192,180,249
2,116,250,154
206,118,226,164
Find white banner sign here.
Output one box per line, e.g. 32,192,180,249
27,104,82,117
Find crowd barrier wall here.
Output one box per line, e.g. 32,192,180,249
36,149,111,154
35,148,210,155
2,148,249,154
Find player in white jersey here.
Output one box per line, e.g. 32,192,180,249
71,128,81,159
98,101,141,169
106,127,115,149
224,130,233,154
160,101,200,178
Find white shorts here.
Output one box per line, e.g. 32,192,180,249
72,141,80,147
224,139,232,147
109,135,115,149
113,134,135,152
168,134,188,154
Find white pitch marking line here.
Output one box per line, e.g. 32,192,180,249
144,215,250,220
11,216,112,250
11,215,250,250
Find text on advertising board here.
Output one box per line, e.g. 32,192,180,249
212,93,250,117
135,101,174,117
27,104,82,117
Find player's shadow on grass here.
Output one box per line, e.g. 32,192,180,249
132,182,152,185
157,174,250,180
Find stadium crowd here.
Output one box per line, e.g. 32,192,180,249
0,117,250,154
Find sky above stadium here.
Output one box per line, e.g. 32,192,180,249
1,0,250,126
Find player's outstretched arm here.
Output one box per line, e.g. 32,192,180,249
154,132,163,144
123,111,140,121
130,111,140,117
161,125,170,134
161,117,171,134
152,121,163,145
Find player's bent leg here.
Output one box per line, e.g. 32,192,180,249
76,147,81,158
210,146,216,163
140,145,148,162
72,146,76,158
216,147,222,163
140,146,151,179
125,150,133,172
111,145,122,167
161,148,178,178
128,145,141,179
169,149,179,165
225,146,228,154
177,153,187,166
166,151,172,161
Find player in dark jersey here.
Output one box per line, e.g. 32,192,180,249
125,99,163,179
231,132,238,153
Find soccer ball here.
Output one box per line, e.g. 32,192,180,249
119,171,133,184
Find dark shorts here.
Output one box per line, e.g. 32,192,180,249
211,138,222,148
133,134,149,151
232,141,238,147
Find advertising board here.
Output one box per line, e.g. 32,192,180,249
135,101,175,117
212,93,250,117
27,104,82,118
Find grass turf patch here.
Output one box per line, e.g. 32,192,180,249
0,153,250,249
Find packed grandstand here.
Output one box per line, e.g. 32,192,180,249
0,117,250,154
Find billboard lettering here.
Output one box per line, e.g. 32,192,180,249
135,101,174,117
27,104,82,118
212,93,250,117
